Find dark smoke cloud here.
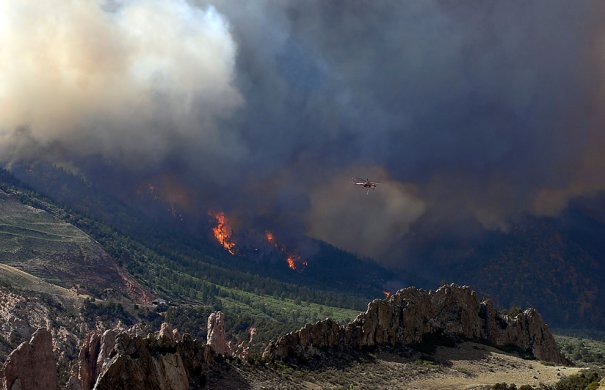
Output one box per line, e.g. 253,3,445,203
3,0,605,266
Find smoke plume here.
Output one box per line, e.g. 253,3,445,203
0,0,241,169
3,0,605,266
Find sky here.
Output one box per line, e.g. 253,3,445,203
2,0,605,267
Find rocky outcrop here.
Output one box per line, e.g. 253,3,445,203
68,322,188,390
263,284,566,364
64,321,215,389
67,330,117,390
206,312,256,359
479,299,561,362
94,332,213,390
0,286,566,389
207,311,227,355
89,313,260,388
231,327,256,360
74,332,101,390
159,322,180,342
0,328,58,390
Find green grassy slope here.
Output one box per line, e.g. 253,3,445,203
0,189,130,292
8,162,394,299
0,172,364,342
0,263,75,296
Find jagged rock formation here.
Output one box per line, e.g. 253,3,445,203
230,327,256,360
207,311,227,355
66,330,117,390
207,312,257,359
263,284,566,364
0,328,58,390
0,289,49,344
0,288,52,362
67,323,187,390
69,315,255,389
93,332,213,390
159,322,181,342
67,314,255,389
0,286,566,389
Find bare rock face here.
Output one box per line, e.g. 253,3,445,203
96,330,117,375
66,322,214,390
207,311,228,355
206,313,256,359
231,327,256,360
68,322,169,390
159,322,180,342
1,328,58,390
77,332,101,390
94,332,213,390
68,329,117,390
263,284,566,365
0,290,43,348
94,334,187,390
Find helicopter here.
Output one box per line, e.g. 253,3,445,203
353,177,380,195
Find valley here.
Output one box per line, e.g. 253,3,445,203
2,2,605,388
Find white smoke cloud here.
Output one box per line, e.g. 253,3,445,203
0,0,242,167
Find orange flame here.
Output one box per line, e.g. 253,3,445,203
286,255,308,271
265,230,309,271
384,290,391,299
287,257,296,270
210,211,236,255
265,231,274,243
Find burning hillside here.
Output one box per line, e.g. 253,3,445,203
208,212,308,270
265,231,274,244
286,256,308,270
265,231,308,271
210,211,236,255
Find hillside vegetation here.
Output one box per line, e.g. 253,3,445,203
11,162,605,331
408,211,605,329
0,263,74,297
0,170,366,346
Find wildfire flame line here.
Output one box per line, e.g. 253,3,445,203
265,231,274,243
287,256,296,270
210,211,236,255
266,230,308,271
207,215,306,269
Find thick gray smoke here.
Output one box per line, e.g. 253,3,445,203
3,0,605,266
